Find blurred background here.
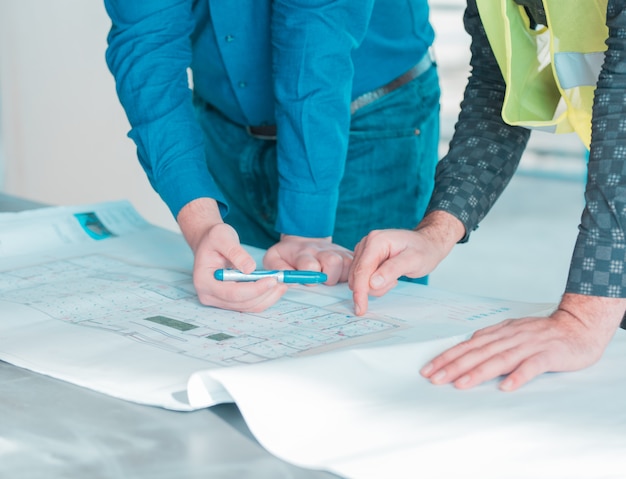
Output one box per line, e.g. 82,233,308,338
0,0,587,305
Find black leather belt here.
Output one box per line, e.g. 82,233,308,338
247,47,435,140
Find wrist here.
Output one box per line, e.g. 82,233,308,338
280,233,332,243
176,198,223,252
414,210,466,255
556,293,626,332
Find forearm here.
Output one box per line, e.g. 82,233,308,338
271,0,374,237
426,0,529,241
566,0,626,299
104,0,224,219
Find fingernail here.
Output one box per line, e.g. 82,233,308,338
456,375,470,387
420,363,433,375
500,378,513,391
370,274,384,288
431,370,446,383
354,303,361,316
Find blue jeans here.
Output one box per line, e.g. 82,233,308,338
194,65,440,284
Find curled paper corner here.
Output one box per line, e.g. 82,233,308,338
187,370,234,409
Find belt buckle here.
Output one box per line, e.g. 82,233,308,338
246,125,277,141
426,46,436,65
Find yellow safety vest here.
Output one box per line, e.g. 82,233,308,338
475,0,608,148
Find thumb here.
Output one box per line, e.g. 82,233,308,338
228,246,257,274
369,254,419,290
212,224,257,273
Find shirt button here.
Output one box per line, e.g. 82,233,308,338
238,81,248,88
225,35,235,42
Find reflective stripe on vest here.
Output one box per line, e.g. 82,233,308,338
475,0,608,148
554,51,605,89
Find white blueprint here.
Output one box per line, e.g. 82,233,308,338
0,201,552,411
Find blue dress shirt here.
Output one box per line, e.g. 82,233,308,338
104,0,434,237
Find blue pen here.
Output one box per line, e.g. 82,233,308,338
214,269,327,284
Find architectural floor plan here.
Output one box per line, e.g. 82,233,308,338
1,254,402,367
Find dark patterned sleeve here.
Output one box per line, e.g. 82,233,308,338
425,0,530,242
566,0,626,297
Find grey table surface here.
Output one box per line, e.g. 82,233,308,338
0,193,338,479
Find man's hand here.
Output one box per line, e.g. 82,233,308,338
177,198,288,312
263,235,353,285
349,211,465,315
420,293,626,391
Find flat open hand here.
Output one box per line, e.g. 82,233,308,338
420,293,625,391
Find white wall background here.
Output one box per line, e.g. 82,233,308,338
0,0,178,231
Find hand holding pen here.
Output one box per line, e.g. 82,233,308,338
176,199,290,313
177,200,350,313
